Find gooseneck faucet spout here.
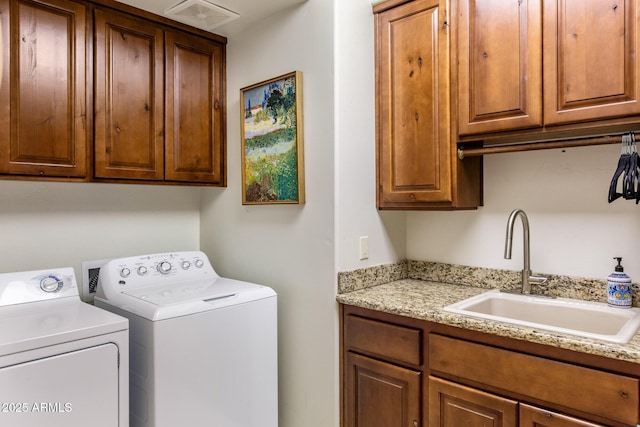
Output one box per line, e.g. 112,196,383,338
504,209,547,294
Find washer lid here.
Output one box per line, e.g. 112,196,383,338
122,277,259,306
97,276,276,321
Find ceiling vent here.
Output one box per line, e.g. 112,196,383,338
165,0,239,31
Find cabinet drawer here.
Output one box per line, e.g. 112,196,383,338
344,315,422,366
429,334,639,426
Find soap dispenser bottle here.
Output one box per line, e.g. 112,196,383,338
607,257,632,308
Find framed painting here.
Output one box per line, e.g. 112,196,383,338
240,71,305,204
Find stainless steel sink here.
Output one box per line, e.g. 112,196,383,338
443,290,640,343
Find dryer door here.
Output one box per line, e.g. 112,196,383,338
0,343,119,427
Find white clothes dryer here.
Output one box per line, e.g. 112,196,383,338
95,251,277,427
0,267,129,427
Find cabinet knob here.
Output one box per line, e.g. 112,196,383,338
413,421,418,427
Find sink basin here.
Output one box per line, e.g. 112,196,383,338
443,290,640,343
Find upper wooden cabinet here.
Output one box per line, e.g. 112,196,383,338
165,30,225,184
94,8,164,181
94,8,226,185
457,0,640,138
543,0,640,125
375,0,482,209
456,0,542,135
0,0,226,185
0,0,89,178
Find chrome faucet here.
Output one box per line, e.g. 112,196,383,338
504,209,547,294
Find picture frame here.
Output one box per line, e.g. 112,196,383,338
240,71,305,205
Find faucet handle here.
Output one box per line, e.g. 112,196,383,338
528,275,548,286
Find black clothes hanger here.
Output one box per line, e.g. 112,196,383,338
608,133,631,203
624,134,640,201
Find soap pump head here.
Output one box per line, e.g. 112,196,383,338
614,257,624,272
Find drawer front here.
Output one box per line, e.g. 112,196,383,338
429,334,639,426
344,315,422,366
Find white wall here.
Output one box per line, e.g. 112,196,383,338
335,0,406,272
407,144,640,281
199,1,338,426
0,181,200,275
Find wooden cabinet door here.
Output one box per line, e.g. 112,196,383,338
0,0,88,178
345,352,421,427
165,30,225,184
456,0,542,135
520,403,605,427
94,8,164,180
543,0,640,125
429,376,518,427
376,0,452,207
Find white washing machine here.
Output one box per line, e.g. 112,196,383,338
94,251,278,427
0,267,129,427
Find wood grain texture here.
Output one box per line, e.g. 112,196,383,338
165,30,225,184
93,8,164,180
0,0,88,178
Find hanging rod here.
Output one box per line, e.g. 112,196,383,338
457,134,631,160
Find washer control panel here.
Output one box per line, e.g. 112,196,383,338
0,267,78,306
98,251,216,296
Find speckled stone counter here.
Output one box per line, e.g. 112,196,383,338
337,262,640,364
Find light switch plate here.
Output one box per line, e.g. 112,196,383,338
359,236,369,260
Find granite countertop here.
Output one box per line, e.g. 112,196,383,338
337,271,640,364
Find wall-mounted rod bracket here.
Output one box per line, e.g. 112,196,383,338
457,133,633,160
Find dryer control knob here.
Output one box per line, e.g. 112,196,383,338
120,268,131,278
195,259,204,268
137,266,148,276
40,275,63,293
158,261,172,274
181,261,191,270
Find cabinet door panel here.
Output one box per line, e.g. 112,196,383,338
0,0,88,177
165,30,225,184
520,403,605,427
94,9,164,180
544,0,640,124
429,334,639,426
429,376,517,427
377,0,452,205
457,0,542,135
345,352,421,427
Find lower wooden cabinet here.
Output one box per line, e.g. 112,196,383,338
428,377,605,427
345,352,421,427
519,404,605,427
341,304,640,427
429,377,517,427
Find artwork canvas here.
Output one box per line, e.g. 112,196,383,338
240,71,304,204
